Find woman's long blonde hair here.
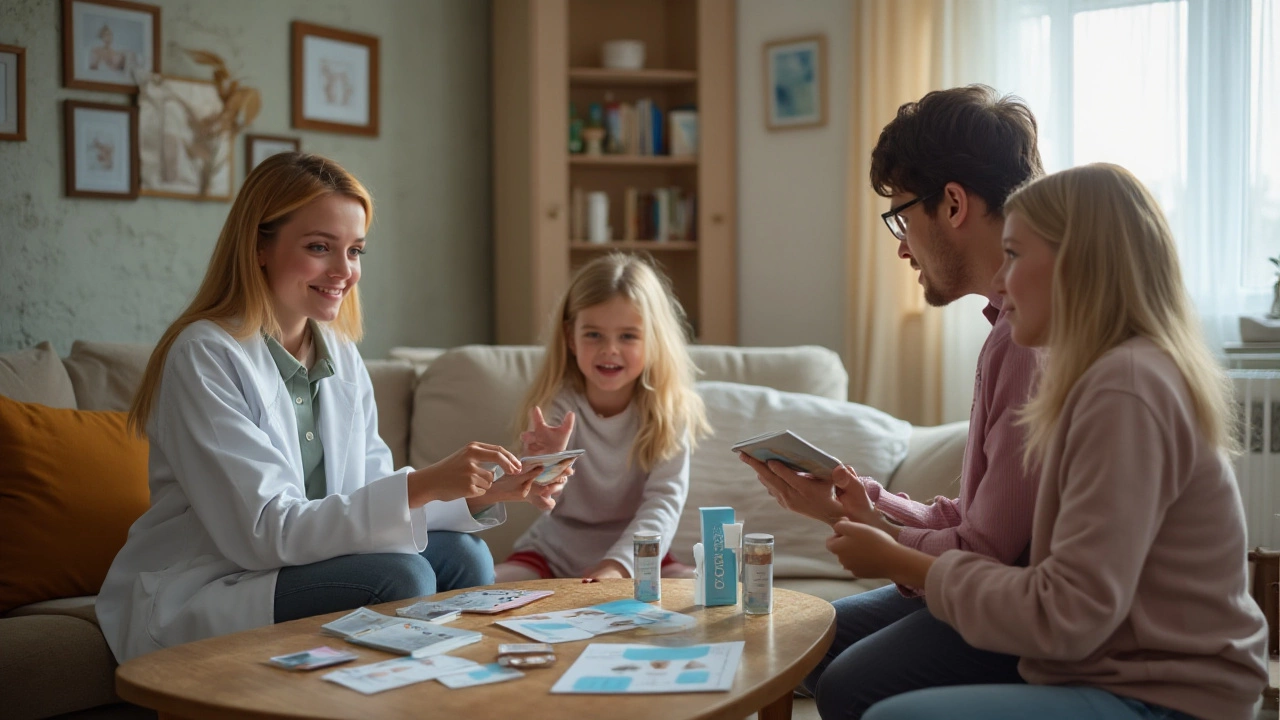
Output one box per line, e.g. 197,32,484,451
518,253,710,471
1007,163,1237,465
128,153,373,435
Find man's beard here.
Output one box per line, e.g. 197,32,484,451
918,224,969,307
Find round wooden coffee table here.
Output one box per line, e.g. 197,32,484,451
116,578,834,720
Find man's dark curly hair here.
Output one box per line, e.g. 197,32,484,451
870,84,1043,218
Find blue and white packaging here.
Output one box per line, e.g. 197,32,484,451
697,506,742,606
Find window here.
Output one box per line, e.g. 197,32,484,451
994,0,1279,348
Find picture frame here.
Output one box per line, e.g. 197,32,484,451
62,0,160,94
763,34,827,131
136,75,233,201
0,44,25,141
291,21,379,136
245,134,300,173
64,99,138,199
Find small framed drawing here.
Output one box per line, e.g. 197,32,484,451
0,44,25,141
64,100,138,199
292,21,379,136
137,75,233,201
245,134,300,173
763,34,827,131
62,0,160,94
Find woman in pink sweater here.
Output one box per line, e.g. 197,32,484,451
832,163,1268,720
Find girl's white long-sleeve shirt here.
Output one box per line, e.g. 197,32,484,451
511,389,690,577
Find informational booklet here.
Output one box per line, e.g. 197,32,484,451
496,599,695,644
550,642,745,694
730,430,841,480
394,605,462,624
267,646,359,671
322,655,479,695
346,621,483,659
399,589,554,617
320,607,402,638
437,662,524,689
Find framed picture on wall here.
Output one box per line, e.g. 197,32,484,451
62,0,160,94
763,34,827,131
64,100,138,199
245,134,300,173
0,44,25,141
291,21,379,136
137,75,233,201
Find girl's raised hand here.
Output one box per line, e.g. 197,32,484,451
407,442,521,507
520,407,576,456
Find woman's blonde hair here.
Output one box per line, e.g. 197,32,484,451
518,253,710,470
128,152,372,435
1007,163,1237,465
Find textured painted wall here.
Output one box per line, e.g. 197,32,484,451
0,0,493,357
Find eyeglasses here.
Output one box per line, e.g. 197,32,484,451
881,189,942,241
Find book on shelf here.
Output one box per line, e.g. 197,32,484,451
669,109,698,156
624,187,638,241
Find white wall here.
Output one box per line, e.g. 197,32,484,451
736,0,850,354
0,0,493,357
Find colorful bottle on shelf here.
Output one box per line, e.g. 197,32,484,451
568,102,583,154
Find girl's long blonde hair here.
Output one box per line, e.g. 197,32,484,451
128,153,373,435
519,253,710,471
1007,163,1237,466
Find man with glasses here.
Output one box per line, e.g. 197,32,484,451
742,84,1044,719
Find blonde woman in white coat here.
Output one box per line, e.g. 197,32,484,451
97,153,565,663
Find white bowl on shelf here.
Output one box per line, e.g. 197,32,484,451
602,40,645,70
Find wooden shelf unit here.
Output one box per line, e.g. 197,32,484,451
493,0,736,345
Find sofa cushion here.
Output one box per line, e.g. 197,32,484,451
0,342,77,409
689,345,848,401
387,346,447,376
365,359,417,469
887,421,968,502
0,614,120,719
672,381,912,579
62,341,153,412
0,397,149,613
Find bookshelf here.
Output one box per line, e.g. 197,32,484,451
493,0,737,345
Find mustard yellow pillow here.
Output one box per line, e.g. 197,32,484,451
0,395,149,613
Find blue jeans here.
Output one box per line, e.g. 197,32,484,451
804,585,1023,719
273,531,495,623
864,685,1202,720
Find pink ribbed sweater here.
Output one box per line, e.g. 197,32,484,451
925,337,1268,720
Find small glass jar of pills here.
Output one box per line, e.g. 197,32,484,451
633,531,662,602
742,533,774,615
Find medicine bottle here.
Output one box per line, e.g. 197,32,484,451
742,533,774,615
633,531,661,602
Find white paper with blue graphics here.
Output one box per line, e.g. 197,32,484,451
550,642,744,694
437,662,524,689
322,654,480,694
495,599,697,644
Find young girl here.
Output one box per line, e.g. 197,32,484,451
494,253,710,581
828,163,1268,720
97,153,560,663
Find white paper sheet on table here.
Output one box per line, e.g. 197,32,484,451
550,641,744,694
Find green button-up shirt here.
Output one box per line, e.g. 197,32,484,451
265,323,336,501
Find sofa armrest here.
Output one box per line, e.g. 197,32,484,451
365,360,417,469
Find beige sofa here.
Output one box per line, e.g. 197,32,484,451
0,341,967,719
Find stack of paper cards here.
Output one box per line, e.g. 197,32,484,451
320,608,402,638
437,662,524,689
323,655,479,694
496,599,695,644
398,588,553,619
346,621,483,659
550,642,744,694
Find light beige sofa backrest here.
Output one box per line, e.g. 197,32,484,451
407,344,848,469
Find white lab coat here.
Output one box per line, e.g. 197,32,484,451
96,320,503,663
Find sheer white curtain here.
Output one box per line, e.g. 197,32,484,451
988,0,1280,350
